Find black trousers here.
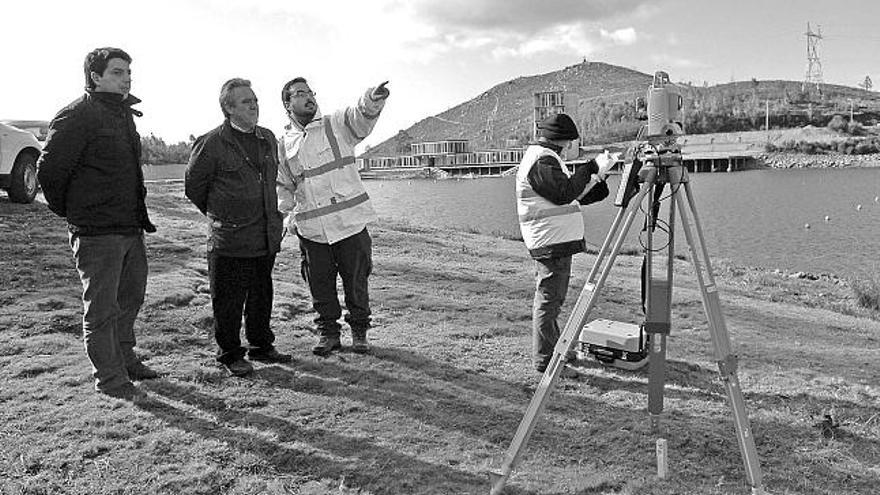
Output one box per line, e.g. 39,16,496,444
208,252,276,364
298,228,372,337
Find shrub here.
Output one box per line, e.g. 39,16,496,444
847,121,865,136
797,141,815,153
827,114,848,132
851,274,880,312
854,141,877,154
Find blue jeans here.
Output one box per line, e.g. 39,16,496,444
298,228,372,337
69,233,148,391
532,256,572,371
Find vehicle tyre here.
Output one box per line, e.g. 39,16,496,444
8,152,38,203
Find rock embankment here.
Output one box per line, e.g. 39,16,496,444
758,152,880,169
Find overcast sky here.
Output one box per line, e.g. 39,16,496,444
3,0,879,150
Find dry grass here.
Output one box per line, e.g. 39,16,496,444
1,183,878,494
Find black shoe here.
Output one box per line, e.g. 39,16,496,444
312,335,342,357
351,332,370,354
224,358,254,377
249,348,293,363
99,382,147,401
126,361,159,380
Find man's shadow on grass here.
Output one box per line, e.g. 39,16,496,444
141,344,880,494
138,378,539,495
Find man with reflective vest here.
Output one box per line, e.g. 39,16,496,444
516,113,616,375
277,77,390,356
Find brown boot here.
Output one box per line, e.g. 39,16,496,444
312,335,342,357
126,360,159,380
351,330,370,354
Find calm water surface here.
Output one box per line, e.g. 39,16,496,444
144,164,879,277
363,168,880,278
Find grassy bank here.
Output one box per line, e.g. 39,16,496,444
1,183,878,494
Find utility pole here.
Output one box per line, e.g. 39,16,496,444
765,100,770,141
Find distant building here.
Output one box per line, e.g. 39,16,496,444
411,140,468,157
534,90,580,143
358,139,524,177
356,89,581,176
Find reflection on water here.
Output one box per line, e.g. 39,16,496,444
363,168,880,278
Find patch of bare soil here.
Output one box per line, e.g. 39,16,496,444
1,184,878,495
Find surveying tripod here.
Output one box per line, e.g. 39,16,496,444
488,138,767,495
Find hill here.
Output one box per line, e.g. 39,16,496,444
365,61,880,157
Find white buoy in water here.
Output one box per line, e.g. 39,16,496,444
824,215,831,222
804,223,811,229
857,204,863,211
875,196,879,203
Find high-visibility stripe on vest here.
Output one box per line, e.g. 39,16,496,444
515,145,585,251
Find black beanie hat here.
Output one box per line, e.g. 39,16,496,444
537,113,579,141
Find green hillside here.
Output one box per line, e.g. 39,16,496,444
365,61,880,157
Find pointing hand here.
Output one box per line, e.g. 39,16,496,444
371,81,390,101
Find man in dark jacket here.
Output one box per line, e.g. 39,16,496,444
185,78,290,377
37,47,157,400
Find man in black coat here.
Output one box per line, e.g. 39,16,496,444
185,78,290,377
37,47,157,400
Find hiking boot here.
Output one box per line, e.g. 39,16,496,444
249,348,293,363
224,358,254,377
312,335,341,357
99,382,147,401
351,331,370,354
126,360,159,380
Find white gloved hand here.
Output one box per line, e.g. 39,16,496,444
595,150,621,178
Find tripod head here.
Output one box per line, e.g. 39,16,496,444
615,71,687,207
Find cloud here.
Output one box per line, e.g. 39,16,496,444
489,22,599,59
398,0,661,62
600,27,638,45
200,0,659,66
411,0,653,34
649,53,708,70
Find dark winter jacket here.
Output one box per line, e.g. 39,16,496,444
525,142,609,259
185,121,283,257
37,91,155,235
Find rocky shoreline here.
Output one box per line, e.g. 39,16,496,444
758,151,880,169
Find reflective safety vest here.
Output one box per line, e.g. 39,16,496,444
277,89,384,244
515,145,585,251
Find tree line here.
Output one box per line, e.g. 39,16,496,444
576,82,880,145
141,134,194,165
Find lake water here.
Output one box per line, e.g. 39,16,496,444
145,165,880,278
362,168,880,279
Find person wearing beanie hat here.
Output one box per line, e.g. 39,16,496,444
515,112,615,377
537,113,580,141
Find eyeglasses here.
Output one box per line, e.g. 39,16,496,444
291,90,316,99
